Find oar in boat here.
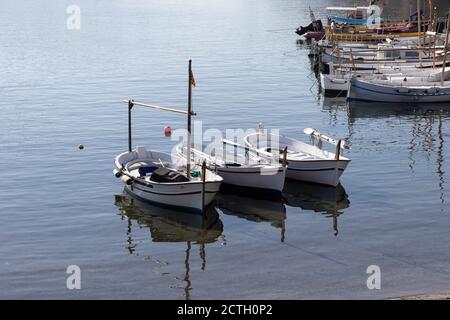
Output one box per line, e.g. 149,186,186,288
221,139,274,158
303,128,349,149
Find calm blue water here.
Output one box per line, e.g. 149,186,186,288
1,0,449,299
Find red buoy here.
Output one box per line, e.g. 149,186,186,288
164,126,172,137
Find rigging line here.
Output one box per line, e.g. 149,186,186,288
266,28,296,33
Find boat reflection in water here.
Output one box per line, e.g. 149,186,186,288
283,180,350,236
347,101,450,120
114,189,223,300
347,101,449,206
214,192,287,242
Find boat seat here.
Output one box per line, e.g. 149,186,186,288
149,167,189,183
138,166,158,176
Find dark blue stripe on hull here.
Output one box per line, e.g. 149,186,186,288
133,184,217,196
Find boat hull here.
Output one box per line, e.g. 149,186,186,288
286,159,349,187
304,31,325,40
244,132,350,187
125,179,221,213
348,77,450,103
217,166,286,193
114,148,223,213
320,73,349,95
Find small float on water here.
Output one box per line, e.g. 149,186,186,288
113,60,223,213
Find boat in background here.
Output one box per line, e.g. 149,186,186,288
326,5,383,26
321,65,450,95
348,75,450,103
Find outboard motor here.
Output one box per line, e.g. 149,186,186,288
295,19,323,36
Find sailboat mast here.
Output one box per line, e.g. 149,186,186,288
440,10,450,86
187,59,193,180
418,0,422,67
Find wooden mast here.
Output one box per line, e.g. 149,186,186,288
418,0,422,67
440,10,450,86
187,59,193,180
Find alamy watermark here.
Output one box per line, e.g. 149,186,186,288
66,5,81,30
66,265,81,290
366,5,382,29
366,265,381,290
167,122,282,175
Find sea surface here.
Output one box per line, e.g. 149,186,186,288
1,0,449,299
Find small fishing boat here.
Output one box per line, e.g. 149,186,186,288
348,75,450,103
326,6,383,26
244,126,350,187
114,147,222,213
113,60,223,213
176,142,286,195
321,66,450,95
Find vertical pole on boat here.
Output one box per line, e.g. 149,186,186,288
337,43,341,70
433,33,437,69
201,160,206,216
440,10,450,86
409,4,412,25
128,100,133,152
429,0,433,29
222,140,227,164
282,146,288,167
335,140,341,160
417,0,422,67
187,59,193,180
350,48,356,76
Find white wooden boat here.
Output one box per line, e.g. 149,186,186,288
114,147,222,213
244,127,350,187
176,143,286,194
348,76,450,103
113,60,223,213
321,66,450,94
